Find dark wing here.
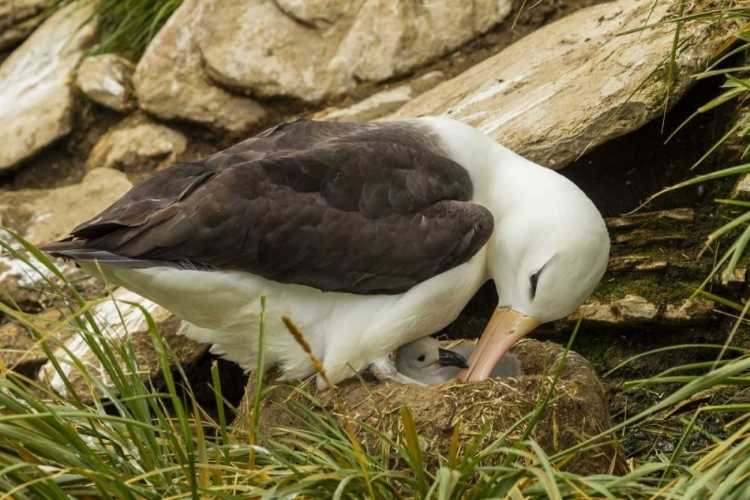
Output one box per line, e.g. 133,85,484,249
42,120,494,295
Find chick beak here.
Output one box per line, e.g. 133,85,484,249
437,348,469,369
458,307,541,381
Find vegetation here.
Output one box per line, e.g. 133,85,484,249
0,232,747,499
47,0,183,60
1,1,750,499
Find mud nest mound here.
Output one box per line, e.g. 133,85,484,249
234,339,625,475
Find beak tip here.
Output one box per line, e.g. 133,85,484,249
437,348,470,369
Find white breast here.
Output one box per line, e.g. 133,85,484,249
84,246,488,386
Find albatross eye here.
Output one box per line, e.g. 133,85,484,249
530,270,541,299
417,355,426,362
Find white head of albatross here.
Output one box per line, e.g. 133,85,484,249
417,117,610,382
40,117,609,389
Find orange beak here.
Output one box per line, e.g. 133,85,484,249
458,307,541,381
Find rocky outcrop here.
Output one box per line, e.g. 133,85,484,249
573,295,714,326
76,54,137,113
554,208,720,330
37,289,207,402
731,175,750,200
198,0,512,102
87,114,187,179
0,0,52,49
317,71,446,122
0,2,96,173
391,0,731,169
133,0,266,133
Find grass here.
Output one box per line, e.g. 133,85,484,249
45,0,183,60
625,2,750,298
0,233,748,499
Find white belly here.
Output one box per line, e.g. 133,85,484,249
86,248,487,386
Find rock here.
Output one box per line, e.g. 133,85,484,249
605,208,694,230
722,267,747,290
613,230,688,247
0,0,52,50
87,114,187,178
0,169,132,311
663,299,715,324
615,295,659,322
608,255,668,273
391,0,731,169
0,309,68,370
572,296,714,326
606,209,695,248
75,54,137,113
730,174,750,200
37,289,208,401
0,2,97,173
318,71,446,122
0,168,132,245
133,0,266,133
197,0,511,102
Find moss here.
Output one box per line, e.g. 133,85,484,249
731,324,750,348
572,333,618,367
591,272,692,305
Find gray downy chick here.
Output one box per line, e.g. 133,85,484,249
394,336,470,385
395,337,522,385
451,340,522,379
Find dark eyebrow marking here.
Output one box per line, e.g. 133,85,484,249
530,270,541,299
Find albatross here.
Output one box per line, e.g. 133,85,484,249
41,117,609,388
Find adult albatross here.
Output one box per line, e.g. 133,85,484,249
41,118,610,388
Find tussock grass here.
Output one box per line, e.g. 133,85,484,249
0,231,748,499
47,0,183,60
626,2,750,295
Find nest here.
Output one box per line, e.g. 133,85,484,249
233,339,625,475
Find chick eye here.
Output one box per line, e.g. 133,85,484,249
417,355,426,362
530,270,541,299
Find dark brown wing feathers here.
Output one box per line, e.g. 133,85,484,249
43,119,494,295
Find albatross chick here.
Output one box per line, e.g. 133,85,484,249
395,336,521,385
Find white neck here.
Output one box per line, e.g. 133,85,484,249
414,117,608,294
415,116,577,217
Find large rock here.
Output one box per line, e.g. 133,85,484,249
76,54,137,113
317,71,446,122
0,169,132,311
391,0,730,169
37,288,208,401
571,296,714,326
0,2,97,173
87,114,187,179
198,0,512,102
133,0,266,133
0,0,53,49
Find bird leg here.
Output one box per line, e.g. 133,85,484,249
368,357,426,386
